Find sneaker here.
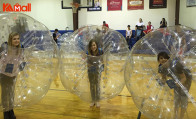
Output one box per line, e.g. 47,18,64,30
9,110,16,119
90,102,95,107
3,111,9,119
96,102,100,108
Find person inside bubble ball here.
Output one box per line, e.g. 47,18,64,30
0,32,24,119
87,39,103,108
157,51,192,119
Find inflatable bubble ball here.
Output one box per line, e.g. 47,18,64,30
0,12,58,111
125,25,196,119
57,32,73,47
59,25,129,102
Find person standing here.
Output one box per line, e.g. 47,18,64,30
53,29,61,44
126,25,132,49
157,52,192,119
0,32,24,119
87,39,103,108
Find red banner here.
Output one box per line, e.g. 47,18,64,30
107,0,122,11
127,0,144,10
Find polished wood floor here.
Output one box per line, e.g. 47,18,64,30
0,74,148,119
0,55,195,119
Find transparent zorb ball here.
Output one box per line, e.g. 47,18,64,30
125,26,196,119
57,32,73,47
59,25,129,102
0,13,58,111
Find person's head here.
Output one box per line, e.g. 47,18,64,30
127,25,130,28
88,39,98,55
148,21,151,25
162,18,165,22
139,18,143,23
55,29,58,33
157,52,170,65
8,32,20,48
103,21,106,25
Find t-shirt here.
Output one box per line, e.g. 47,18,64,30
87,48,103,72
147,25,154,30
158,58,192,89
126,29,132,37
103,24,109,28
136,22,144,27
160,21,167,28
0,47,24,77
53,32,61,41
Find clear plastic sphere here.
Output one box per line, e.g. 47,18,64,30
0,13,58,111
125,26,196,119
57,32,73,47
59,25,129,102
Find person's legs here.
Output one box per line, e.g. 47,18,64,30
1,74,16,119
10,109,16,119
95,72,101,107
127,37,131,49
88,71,96,106
174,88,181,119
129,37,132,49
179,79,192,119
126,37,129,46
3,111,9,119
180,89,189,119
143,30,147,35
135,30,142,42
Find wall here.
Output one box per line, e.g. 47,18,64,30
79,0,175,30
0,0,177,30
0,1,2,11
179,0,196,29
1,0,73,30
168,0,176,27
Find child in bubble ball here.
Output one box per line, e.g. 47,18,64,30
157,51,192,119
0,32,24,119
87,39,103,108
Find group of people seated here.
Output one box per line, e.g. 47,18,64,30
126,18,167,49
53,18,167,50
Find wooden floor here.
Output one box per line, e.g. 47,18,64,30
0,74,148,119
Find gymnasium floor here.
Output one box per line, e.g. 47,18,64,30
0,74,148,119
0,55,195,119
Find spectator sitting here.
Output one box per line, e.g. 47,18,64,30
135,18,145,42
160,18,167,28
143,21,154,35
102,21,109,34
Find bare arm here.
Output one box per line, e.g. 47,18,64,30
178,73,186,86
160,73,167,85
